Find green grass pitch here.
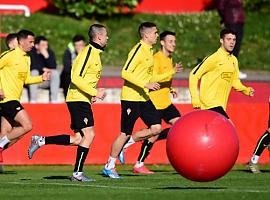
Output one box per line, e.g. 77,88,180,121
0,165,270,200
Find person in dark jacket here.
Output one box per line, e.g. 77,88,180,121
28,36,60,103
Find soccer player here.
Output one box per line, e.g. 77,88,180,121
0,32,19,173
119,31,183,174
189,28,254,120
28,24,108,182
102,22,161,179
0,29,50,163
247,96,270,173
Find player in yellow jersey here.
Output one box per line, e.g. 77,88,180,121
118,31,183,174
28,24,107,182
0,32,18,173
102,22,161,179
247,96,270,173
0,30,50,163
189,28,254,119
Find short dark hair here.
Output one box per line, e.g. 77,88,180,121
220,28,236,39
34,36,48,45
72,34,85,43
17,29,34,41
159,31,176,41
88,24,106,41
5,33,17,47
138,22,157,38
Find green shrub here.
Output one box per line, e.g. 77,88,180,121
244,0,270,13
50,0,140,18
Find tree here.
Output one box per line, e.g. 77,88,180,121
49,0,141,18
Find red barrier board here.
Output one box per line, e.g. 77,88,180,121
2,103,269,165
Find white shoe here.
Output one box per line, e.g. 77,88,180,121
28,135,43,159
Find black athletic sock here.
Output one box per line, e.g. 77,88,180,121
253,130,270,156
74,146,89,172
137,140,154,162
157,128,170,141
45,135,70,145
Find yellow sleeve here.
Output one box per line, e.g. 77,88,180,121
24,60,43,84
231,60,251,95
122,70,147,88
189,56,215,107
121,47,147,89
0,52,8,70
150,66,175,82
0,52,8,89
71,48,98,96
25,75,43,84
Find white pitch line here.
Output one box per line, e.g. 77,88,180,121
4,182,269,193
5,181,152,190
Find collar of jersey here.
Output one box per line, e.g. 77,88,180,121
89,41,104,51
140,40,153,50
219,47,233,57
15,47,28,56
156,50,171,60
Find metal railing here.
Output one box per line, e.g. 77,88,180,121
0,4,30,17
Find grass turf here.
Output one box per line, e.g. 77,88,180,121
0,164,270,200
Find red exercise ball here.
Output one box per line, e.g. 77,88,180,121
166,110,239,182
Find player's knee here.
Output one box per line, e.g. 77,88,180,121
22,121,33,133
82,129,95,141
150,124,162,136
72,134,83,145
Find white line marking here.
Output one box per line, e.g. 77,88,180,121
4,181,269,193
6,181,151,190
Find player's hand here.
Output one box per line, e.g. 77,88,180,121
0,89,5,100
91,96,97,104
144,82,160,90
249,87,255,97
175,62,183,73
42,68,51,81
192,100,201,109
96,88,106,100
171,90,178,98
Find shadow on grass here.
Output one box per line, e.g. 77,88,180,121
153,170,178,174
99,173,140,177
43,176,71,180
235,169,270,173
155,186,227,190
0,171,17,175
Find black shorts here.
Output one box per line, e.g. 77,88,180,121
66,101,94,132
208,106,230,119
0,100,24,121
121,100,161,135
156,104,181,124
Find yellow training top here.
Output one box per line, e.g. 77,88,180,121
121,40,154,102
149,51,176,109
0,47,43,103
66,43,104,103
189,47,251,110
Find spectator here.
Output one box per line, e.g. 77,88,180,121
28,36,60,103
61,34,86,98
215,0,247,79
